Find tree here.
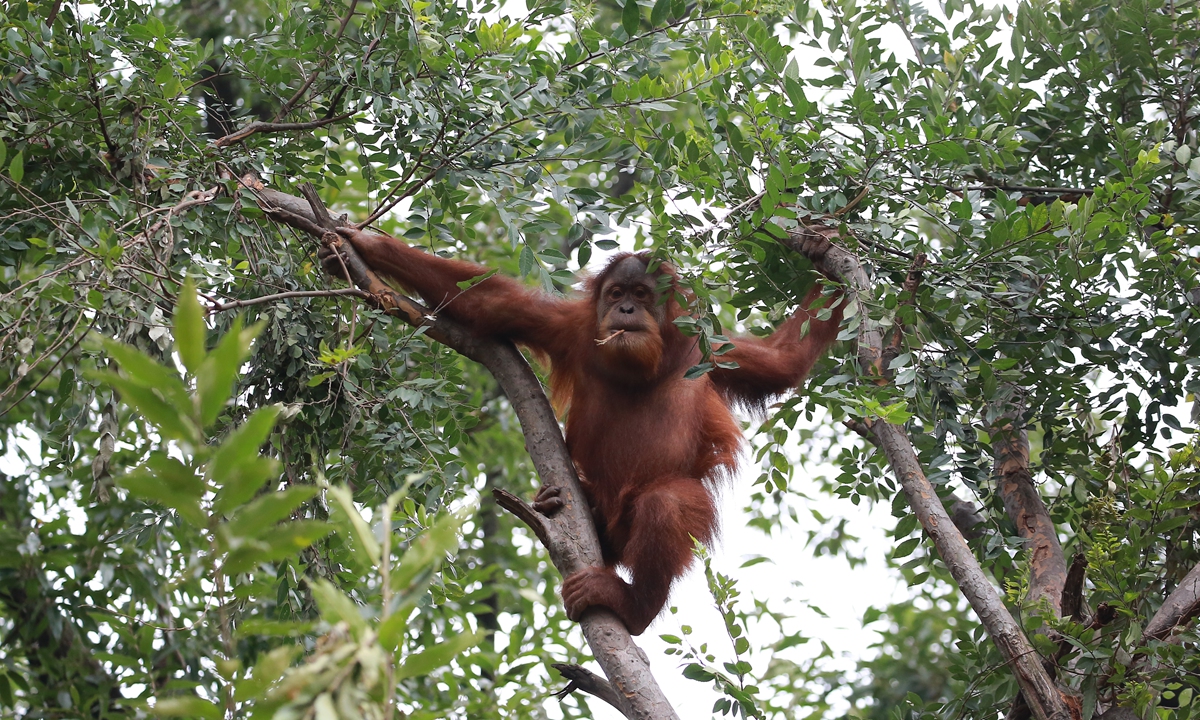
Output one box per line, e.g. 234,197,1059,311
2,0,1199,718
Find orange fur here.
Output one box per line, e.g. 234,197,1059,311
335,233,841,635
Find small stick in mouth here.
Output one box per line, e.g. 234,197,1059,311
594,329,626,345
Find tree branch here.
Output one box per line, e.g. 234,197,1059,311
990,393,1067,617
248,176,677,720
273,0,360,122
208,288,372,313
1061,553,1087,623
1144,559,1200,640
552,663,624,711
779,220,1073,720
213,113,355,147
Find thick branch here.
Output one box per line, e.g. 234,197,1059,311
781,221,1072,720
844,418,986,539
1144,559,1200,640
1061,553,1087,623
991,406,1066,617
250,178,677,720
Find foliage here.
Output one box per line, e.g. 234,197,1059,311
2,0,1200,718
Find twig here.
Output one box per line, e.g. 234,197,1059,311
833,183,871,217
967,184,1092,196
9,1,60,86
123,187,221,252
212,113,355,148
0,313,94,418
300,182,337,228
273,0,360,122
594,329,625,345
208,288,372,313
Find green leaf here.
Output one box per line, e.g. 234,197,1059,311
116,466,207,527
391,510,465,592
378,605,417,652
893,537,920,559
99,339,192,414
518,245,536,276
622,0,640,37
651,0,670,25
536,247,568,264
235,618,315,638
225,485,320,539
234,645,302,702
173,279,207,373
223,520,332,574
784,76,810,117
9,150,23,184
88,371,198,443
210,405,281,514
306,371,335,387
196,318,263,427
456,267,497,291
309,578,368,637
395,629,484,679
929,140,970,164
328,485,382,566
149,695,222,719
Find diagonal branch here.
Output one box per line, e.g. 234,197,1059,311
1144,559,1200,640
247,176,678,720
552,662,625,711
990,393,1067,618
779,220,1073,720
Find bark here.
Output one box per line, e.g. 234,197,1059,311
250,178,678,720
1061,553,1087,623
780,222,1073,720
990,397,1067,618
1144,559,1200,640
553,663,625,710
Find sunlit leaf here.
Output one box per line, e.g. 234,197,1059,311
174,278,207,373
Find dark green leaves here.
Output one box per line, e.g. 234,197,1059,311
622,0,641,37
651,0,670,27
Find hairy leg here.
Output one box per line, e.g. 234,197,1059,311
561,478,715,635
